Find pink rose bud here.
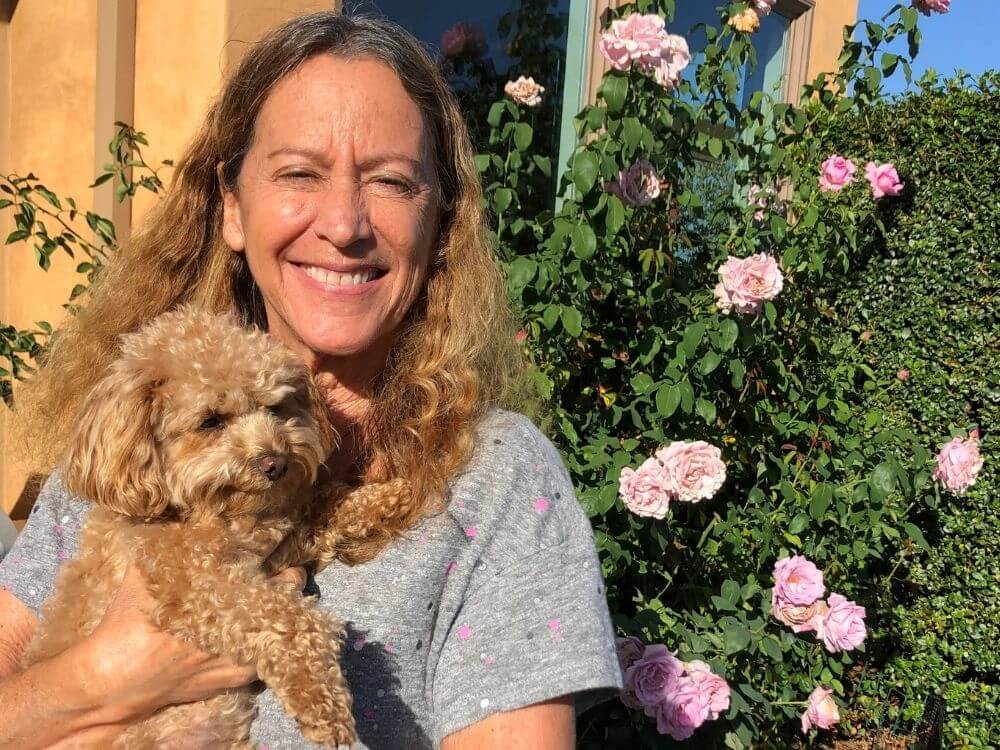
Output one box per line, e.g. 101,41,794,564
913,0,950,14
619,456,673,519
897,369,910,380
655,440,727,503
515,328,528,342
865,161,904,199
860,330,873,341
714,253,784,315
933,435,984,494
819,155,857,192
818,594,867,652
440,23,468,57
772,555,825,608
801,686,840,733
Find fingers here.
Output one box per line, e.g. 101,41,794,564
270,565,308,593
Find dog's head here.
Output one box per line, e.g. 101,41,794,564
63,305,335,521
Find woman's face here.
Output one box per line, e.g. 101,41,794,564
222,55,441,365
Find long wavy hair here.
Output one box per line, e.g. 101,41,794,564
14,13,526,537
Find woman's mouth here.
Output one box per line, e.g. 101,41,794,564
290,262,387,296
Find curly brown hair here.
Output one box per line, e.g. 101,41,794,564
14,12,527,539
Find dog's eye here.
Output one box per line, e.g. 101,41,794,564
199,414,224,430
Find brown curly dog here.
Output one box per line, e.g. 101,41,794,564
20,305,379,749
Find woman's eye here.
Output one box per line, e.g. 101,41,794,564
375,176,415,194
280,171,317,181
199,414,224,430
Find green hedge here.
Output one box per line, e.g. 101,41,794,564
820,72,999,748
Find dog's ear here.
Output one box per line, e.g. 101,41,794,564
62,360,170,519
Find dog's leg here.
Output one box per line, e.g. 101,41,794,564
135,526,356,747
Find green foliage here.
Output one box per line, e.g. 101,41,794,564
480,1,986,746
818,72,999,748
0,122,168,404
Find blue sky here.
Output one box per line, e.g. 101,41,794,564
855,0,1000,95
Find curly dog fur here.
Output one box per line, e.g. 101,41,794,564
21,305,374,748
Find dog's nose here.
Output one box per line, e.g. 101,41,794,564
256,453,288,481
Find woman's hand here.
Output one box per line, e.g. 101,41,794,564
77,566,261,724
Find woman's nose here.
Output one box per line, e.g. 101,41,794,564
313,175,373,248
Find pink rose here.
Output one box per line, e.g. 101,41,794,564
897,369,910,380
652,35,691,91
774,599,829,634
819,155,857,192
624,644,684,710
685,660,730,719
598,13,690,90
714,253,784,315
865,161,904,198
753,0,777,14
604,158,661,206
504,76,545,107
655,675,710,740
913,0,950,14
772,555,825,607
619,457,672,519
801,686,840,733
933,435,984,494
514,328,527,342
818,594,866,652
655,441,726,503
598,13,668,71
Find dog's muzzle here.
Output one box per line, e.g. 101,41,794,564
255,453,289,481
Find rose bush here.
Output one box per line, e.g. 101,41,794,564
473,1,986,746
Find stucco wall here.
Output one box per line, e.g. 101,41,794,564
808,0,860,82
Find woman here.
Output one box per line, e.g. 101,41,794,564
0,12,621,750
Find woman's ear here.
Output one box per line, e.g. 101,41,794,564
218,162,246,253
62,361,170,520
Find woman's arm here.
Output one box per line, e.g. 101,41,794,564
0,568,261,749
441,697,575,750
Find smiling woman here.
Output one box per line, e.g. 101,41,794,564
0,11,621,750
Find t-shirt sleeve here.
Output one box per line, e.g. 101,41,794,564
0,471,84,616
431,419,622,743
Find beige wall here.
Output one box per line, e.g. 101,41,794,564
807,0,860,82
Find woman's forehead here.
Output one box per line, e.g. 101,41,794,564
253,55,428,163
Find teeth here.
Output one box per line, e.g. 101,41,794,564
300,265,380,286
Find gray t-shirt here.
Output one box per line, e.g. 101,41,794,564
0,409,622,748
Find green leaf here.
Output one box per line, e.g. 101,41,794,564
560,306,583,337
721,580,740,605
707,137,723,159
724,623,752,655
761,637,783,661
718,319,739,351
681,322,706,357
506,257,537,290
600,74,628,114
655,384,681,418
695,398,717,425
571,224,597,260
699,351,722,375
903,522,929,551
492,188,513,214
487,102,506,128
869,462,897,503
571,151,600,195
809,483,833,521
605,195,625,235
513,122,533,151
541,304,560,330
